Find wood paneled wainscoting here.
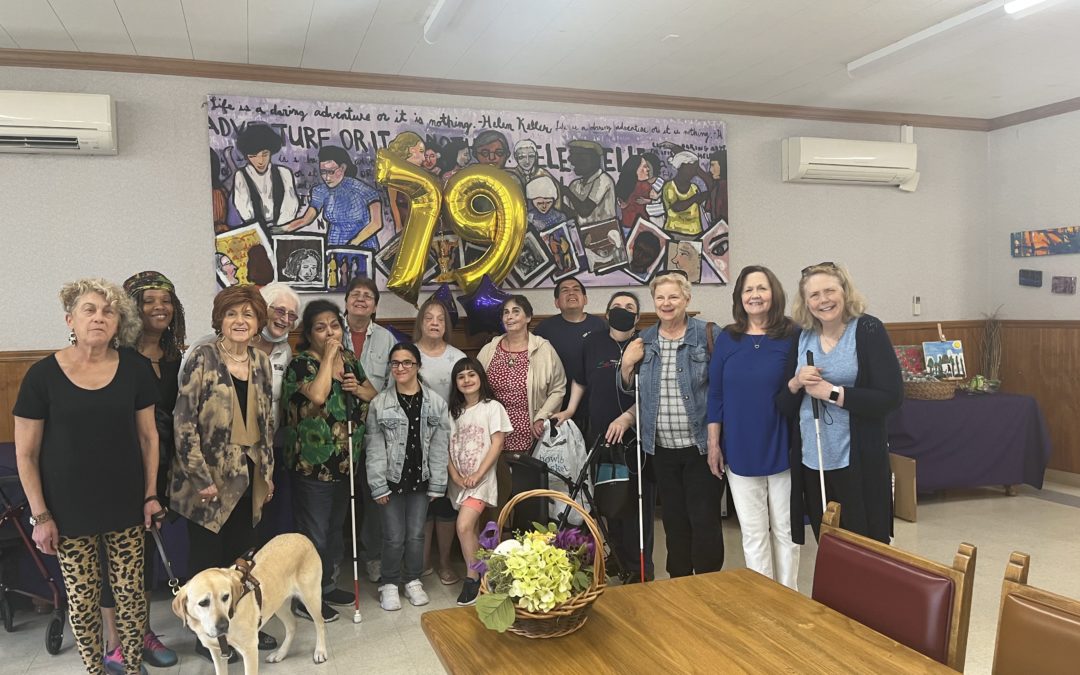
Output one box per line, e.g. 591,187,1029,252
2,318,1077,475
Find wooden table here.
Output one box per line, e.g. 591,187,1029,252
421,569,954,674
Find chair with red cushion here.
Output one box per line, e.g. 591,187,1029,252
813,502,976,671
992,551,1080,674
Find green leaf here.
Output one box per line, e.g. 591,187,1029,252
531,521,547,533
547,522,557,533
476,593,515,633
573,571,590,591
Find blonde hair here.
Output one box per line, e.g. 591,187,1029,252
59,278,141,347
791,263,867,331
387,131,424,159
649,271,692,300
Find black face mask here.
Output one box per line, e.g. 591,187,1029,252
608,306,637,332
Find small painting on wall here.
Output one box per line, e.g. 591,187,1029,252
1051,275,1077,295
1011,226,1080,257
1018,269,1043,287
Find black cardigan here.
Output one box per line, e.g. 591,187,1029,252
776,314,903,544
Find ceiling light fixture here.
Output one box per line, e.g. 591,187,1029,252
1004,0,1050,13
423,0,464,45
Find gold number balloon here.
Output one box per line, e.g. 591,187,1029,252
374,149,442,306
442,165,526,294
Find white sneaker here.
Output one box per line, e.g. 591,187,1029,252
366,560,381,584
404,580,430,607
378,584,401,611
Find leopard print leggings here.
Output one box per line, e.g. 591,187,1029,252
57,525,146,675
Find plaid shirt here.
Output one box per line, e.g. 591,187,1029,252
655,335,696,448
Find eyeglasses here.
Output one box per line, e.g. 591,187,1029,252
319,166,343,178
663,269,689,279
801,262,838,276
269,305,299,323
477,148,508,160
390,360,418,370
348,291,376,302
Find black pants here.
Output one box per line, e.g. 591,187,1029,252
801,464,875,541
653,446,725,577
187,478,256,575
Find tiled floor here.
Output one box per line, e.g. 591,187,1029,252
3,482,1078,674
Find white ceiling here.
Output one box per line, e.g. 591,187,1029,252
1,0,1079,119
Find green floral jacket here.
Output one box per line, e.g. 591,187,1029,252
281,351,367,482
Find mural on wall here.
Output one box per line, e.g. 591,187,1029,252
207,95,729,294
1010,226,1080,257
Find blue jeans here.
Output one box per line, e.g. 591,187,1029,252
378,491,429,585
292,474,349,592
359,460,382,563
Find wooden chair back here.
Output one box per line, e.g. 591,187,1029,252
814,502,976,671
992,552,1080,674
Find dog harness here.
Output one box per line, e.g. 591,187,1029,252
217,550,264,654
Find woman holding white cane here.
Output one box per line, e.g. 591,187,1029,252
282,300,376,623
779,263,902,545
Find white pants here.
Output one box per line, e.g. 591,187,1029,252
727,468,800,590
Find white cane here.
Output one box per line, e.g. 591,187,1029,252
343,355,363,625
806,351,827,515
633,373,646,584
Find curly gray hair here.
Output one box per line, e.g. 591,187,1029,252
59,278,142,347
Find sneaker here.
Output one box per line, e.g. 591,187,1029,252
141,630,178,668
378,583,402,611
293,600,340,623
194,640,238,665
103,645,149,675
456,578,480,607
366,560,382,584
257,631,278,650
404,580,430,607
323,588,355,606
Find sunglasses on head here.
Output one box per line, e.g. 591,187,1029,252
801,262,838,276
664,269,690,280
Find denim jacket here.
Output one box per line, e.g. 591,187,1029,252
619,317,711,456
365,383,451,500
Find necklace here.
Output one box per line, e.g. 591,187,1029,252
750,334,766,350
217,339,250,364
501,342,525,368
398,390,422,414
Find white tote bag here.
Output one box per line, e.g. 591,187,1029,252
532,419,589,525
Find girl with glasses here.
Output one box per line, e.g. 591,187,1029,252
365,343,451,612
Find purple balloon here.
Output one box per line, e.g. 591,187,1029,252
457,275,512,335
430,283,460,327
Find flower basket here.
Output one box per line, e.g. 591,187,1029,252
478,489,606,638
904,379,962,400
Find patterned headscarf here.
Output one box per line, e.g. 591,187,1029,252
122,270,187,360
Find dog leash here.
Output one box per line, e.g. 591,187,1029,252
149,507,182,597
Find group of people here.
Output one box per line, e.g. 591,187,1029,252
12,261,901,675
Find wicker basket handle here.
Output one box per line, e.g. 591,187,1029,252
495,489,607,586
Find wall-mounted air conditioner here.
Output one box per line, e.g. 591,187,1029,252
782,136,918,192
0,91,117,155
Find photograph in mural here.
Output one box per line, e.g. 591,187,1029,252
207,95,728,294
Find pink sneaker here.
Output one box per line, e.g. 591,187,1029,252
103,645,148,675
142,630,178,667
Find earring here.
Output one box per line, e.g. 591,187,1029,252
111,336,120,349
68,330,77,345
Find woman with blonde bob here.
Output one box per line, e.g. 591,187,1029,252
619,271,723,577
777,263,902,544
14,278,161,674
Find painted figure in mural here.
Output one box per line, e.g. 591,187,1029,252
669,240,703,283
437,139,471,182
526,176,566,230
247,244,275,286
423,147,441,176
615,153,663,230
508,139,554,189
387,131,427,166
276,146,383,250
663,151,709,236
216,252,239,286
562,140,616,228
283,248,321,283
704,148,728,225
232,123,300,231
327,256,339,289
546,230,575,273
211,150,230,234
473,130,511,168
628,230,662,276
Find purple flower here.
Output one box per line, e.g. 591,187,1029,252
479,521,501,550
553,527,595,564
470,559,488,576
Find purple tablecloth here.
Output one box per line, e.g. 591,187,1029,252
887,393,1052,492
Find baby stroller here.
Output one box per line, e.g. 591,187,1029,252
525,423,633,582
0,474,66,654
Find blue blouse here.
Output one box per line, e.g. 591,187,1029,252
797,322,857,470
706,330,793,477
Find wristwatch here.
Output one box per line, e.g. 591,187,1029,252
829,386,842,402
29,511,52,526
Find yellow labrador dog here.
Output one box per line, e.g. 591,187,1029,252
172,533,328,674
